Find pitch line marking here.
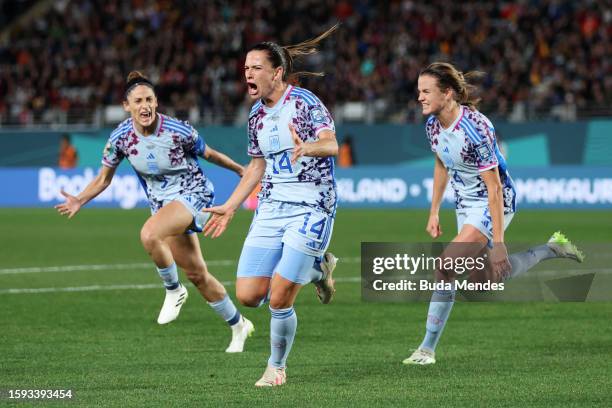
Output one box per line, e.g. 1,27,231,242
0,258,361,275
0,277,363,295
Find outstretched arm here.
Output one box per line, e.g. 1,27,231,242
203,144,244,177
202,157,266,238
481,167,511,277
55,165,116,218
426,155,449,239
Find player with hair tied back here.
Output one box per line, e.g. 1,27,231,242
404,62,585,365
202,25,340,387
56,71,254,353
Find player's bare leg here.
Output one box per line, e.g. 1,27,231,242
167,228,253,351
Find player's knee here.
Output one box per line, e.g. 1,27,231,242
237,294,262,308
269,293,292,309
236,290,264,308
140,225,159,250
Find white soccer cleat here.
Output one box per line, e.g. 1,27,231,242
402,348,436,365
254,365,286,387
225,316,255,353
547,231,585,263
314,252,338,304
157,284,188,325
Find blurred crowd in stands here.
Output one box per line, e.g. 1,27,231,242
0,0,609,126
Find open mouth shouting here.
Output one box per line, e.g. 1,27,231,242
247,81,259,97
139,110,153,123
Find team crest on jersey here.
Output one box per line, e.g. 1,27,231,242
310,108,326,123
476,143,493,161
269,134,280,151
442,154,454,169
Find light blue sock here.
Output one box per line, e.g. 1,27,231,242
208,294,241,326
420,289,455,352
268,306,297,368
507,245,557,279
157,263,179,290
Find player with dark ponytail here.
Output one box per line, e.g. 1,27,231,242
203,25,340,387
57,71,255,353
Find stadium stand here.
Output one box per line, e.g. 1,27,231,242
0,0,609,125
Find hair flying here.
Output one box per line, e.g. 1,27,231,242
420,62,485,109
248,23,339,82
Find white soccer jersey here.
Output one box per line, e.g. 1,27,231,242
247,85,337,215
102,113,214,212
426,105,516,213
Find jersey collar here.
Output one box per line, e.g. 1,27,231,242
132,113,163,138
442,105,465,132
262,85,293,114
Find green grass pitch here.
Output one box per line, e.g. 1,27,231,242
1,208,611,407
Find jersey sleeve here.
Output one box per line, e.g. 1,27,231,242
426,127,435,153
308,101,335,136
101,134,124,168
183,124,206,158
425,116,438,153
468,119,499,171
247,119,264,157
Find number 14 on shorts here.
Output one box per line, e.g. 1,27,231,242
298,212,326,239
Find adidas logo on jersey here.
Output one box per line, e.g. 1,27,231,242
147,153,155,160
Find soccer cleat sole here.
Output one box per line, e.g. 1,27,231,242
547,231,585,263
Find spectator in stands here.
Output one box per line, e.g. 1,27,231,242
58,134,78,169
1,0,609,125
338,135,356,167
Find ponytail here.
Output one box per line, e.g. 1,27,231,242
420,62,484,109
248,23,339,82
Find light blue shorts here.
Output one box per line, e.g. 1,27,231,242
236,201,334,284
151,193,213,234
244,201,334,257
456,207,514,246
236,245,318,285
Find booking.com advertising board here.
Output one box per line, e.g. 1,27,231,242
1,166,611,209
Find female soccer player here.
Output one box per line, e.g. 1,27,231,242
202,26,339,386
55,71,254,353
404,62,584,365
